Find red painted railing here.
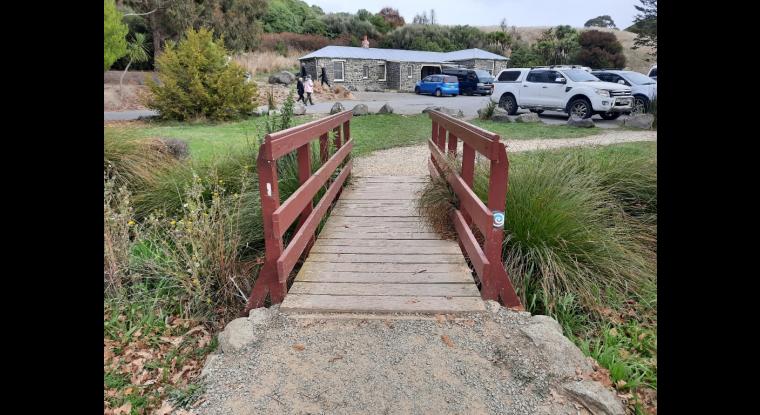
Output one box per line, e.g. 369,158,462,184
426,110,523,309
245,110,353,313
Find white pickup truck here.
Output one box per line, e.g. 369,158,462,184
490,66,634,119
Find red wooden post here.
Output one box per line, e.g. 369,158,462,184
431,120,439,165
460,142,475,225
333,125,342,149
245,141,286,310
319,133,329,164
436,125,446,152
447,132,458,156
296,143,315,253
483,142,521,308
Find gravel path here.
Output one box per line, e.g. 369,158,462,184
354,129,656,177
197,304,623,414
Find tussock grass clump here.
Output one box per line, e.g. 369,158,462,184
478,100,497,120
416,155,461,239
104,135,179,191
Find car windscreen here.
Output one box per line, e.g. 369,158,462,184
443,76,459,83
475,70,494,82
561,69,600,82
649,68,657,78
624,71,656,85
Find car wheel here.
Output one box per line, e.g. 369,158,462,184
600,112,621,120
633,95,650,114
568,97,592,119
414,87,420,95
529,109,544,114
435,89,442,97
499,94,518,115
452,94,458,97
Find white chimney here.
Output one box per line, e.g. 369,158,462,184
362,35,369,48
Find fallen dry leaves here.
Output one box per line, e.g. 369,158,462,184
292,344,305,351
104,313,213,414
441,335,455,348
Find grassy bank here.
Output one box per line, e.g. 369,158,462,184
104,113,603,162
417,142,657,414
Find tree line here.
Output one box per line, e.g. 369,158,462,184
105,0,656,71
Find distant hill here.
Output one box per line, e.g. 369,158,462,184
478,26,655,74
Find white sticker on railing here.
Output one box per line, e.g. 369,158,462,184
492,211,505,228
266,183,272,197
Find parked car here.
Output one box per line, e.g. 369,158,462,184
591,69,657,113
491,66,633,119
647,64,657,81
415,75,459,97
441,68,494,95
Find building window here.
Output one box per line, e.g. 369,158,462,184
363,65,369,79
407,66,412,78
333,61,344,81
378,64,386,81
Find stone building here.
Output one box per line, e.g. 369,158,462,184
299,46,509,92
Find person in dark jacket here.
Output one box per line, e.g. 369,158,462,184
300,63,307,78
296,77,305,103
319,65,331,88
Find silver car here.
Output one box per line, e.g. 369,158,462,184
591,70,657,113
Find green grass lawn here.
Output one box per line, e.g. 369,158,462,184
104,113,603,162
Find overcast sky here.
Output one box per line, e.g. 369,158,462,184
307,0,641,30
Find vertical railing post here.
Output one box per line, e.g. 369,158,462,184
333,125,342,149
460,141,475,225
447,132,458,156
296,143,315,253
245,140,286,311
436,124,446,152
319,132,329,164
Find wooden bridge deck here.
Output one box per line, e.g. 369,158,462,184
280,176,486,314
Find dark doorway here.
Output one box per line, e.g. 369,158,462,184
420,65,441,79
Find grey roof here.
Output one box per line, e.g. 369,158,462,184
299,46,507,63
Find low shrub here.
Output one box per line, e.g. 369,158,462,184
478,100,497,120
259,32,350,52
145,28,257,121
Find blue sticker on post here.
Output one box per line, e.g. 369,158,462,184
492,211,505,228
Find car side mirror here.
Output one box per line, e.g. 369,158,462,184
556,77,566,83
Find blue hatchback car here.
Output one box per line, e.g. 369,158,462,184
415,74,459,97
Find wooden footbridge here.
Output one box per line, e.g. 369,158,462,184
244,110,522,315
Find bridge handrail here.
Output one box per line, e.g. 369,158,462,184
426,110,523,309
245,110,353,312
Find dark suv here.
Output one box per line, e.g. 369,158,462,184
441,68,494,95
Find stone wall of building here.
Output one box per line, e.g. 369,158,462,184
304,58,392,91
386,62,401,90
449,59,509,75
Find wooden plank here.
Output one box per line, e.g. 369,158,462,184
295,271,473,284
452,209,489,277
318,232,441,239
330,210,418,217
299,262,470,273
306,253,467,263
321,226,431,234
309,245,461,254
288,282,480,297
325,216,421,223
275,160,352,280
280,294,485,314
313,239,455,247
340,194,419,200
272,140,353,236
353,176,428,182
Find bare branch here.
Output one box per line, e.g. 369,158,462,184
123,8,157,17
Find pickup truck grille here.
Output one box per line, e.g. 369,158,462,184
610,90,632,97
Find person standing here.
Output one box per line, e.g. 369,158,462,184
319,65,331,88
296,77,305,103
300,62,307,78
304,75,314,105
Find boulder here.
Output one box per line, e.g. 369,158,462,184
378,103,394,114
484,300,501,314
248,306,275,326
293,103,307,115
157,138,189,159
491,107,512,122
563,380,625,415
268,71,295,85
352,104,369,116
516,113,541,123
218,317,255,353
567,116,596,128
330,102,345,114
254,105,269,117
520,315,592,378
623,113,654,129
422,106,465,118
